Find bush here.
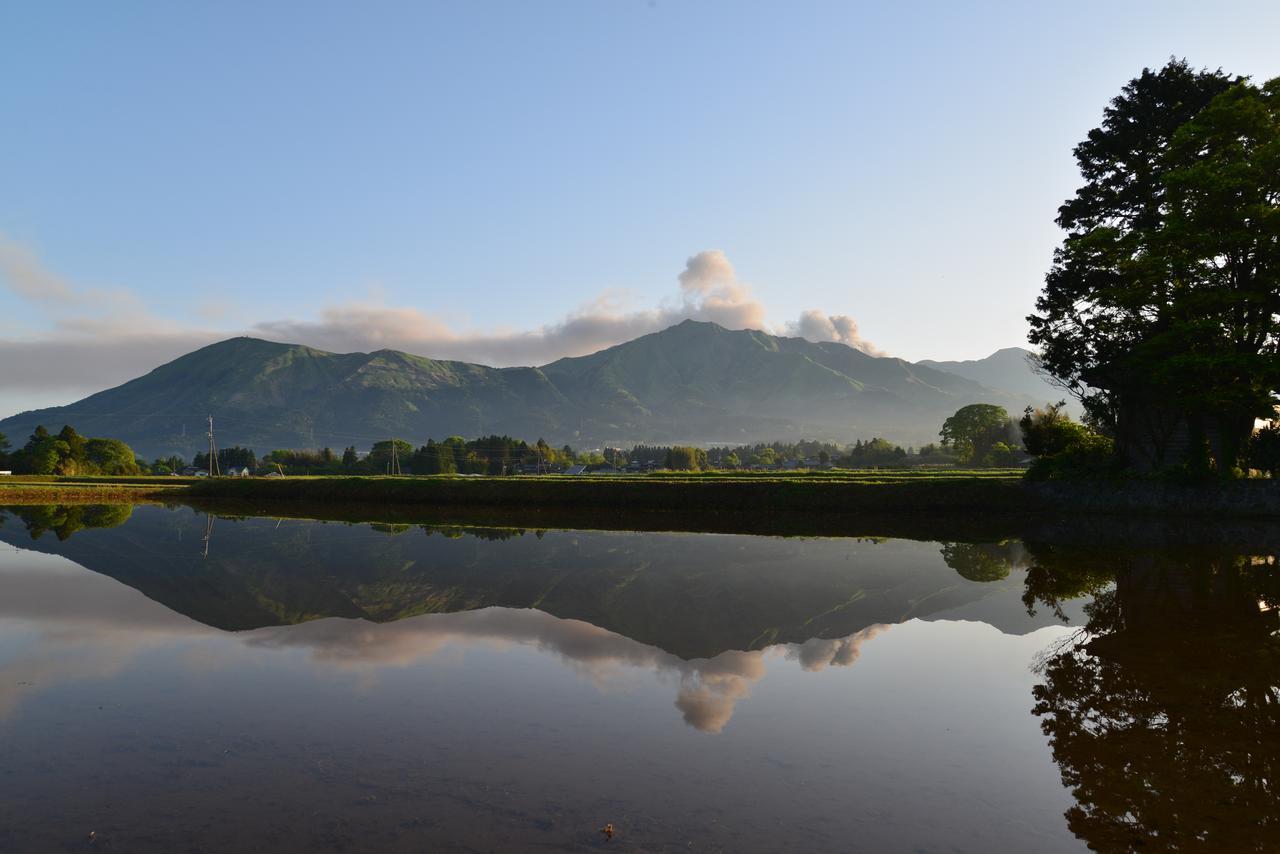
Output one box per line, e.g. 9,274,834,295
1020,402,1118,480
1025,433,1118,480
1250,424,1280,477
983,442,1021,467
1020,402,1093,457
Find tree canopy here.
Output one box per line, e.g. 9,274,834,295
1029,59,1280,472
939,404,1012,465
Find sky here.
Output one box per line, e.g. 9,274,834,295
2,0,1279,418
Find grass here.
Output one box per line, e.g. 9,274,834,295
0,475,188,504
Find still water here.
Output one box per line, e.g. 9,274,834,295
0,504,1275,852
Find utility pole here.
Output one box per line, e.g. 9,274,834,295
389,439,401,475
207,415,220,476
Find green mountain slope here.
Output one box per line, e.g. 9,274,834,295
0,320,1034,457
918,347,1070,409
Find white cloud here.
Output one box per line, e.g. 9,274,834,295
0,238,884,415
0,234,74,301
245,606,888,733
785,309,886,357
248,250,879,366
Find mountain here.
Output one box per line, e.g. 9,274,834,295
918,347,1067,409
0,321,1047,457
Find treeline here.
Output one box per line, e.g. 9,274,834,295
624,438,945,471
253,435,597,476
0,425,140,476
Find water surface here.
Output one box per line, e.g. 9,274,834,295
0,504,1275,851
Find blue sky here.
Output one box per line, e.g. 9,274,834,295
2,0,1279,416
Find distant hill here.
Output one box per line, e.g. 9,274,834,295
0,321,1052,457
919,347,1069,411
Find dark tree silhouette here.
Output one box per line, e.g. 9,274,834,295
1028,59,1280,472
1028,545,1280,849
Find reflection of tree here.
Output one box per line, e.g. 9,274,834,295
11,504,134,541
1030,548,1280,849
1020,544,1115,622
939,541,1018,582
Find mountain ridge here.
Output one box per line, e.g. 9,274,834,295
918,346,1069,409
0,320,1049,457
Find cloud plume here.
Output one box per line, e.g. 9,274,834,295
0,239,883,415
248,250,783,366
785,309,886,357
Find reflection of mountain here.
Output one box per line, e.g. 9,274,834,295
1027,545,1280,850
0,505,1064,660
0,541,891,733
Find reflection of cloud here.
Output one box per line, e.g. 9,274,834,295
0,555,213,719
245,608,892,733
0,541,892,733
672,649,767,733
788,624,891,672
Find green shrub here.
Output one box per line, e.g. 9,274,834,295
1249,424,1280,477
1025,433,1118,480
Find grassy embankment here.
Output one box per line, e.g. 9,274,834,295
2,471,1033,535
0,475,190,504
7,470,1280,531
182,470,1031,514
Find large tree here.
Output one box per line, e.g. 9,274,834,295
939,404,1010,465
1155,76,1280,469
1029,60,1279,472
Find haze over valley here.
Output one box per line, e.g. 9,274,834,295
0,319,1060,458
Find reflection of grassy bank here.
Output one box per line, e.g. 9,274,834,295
186,473,1031,514
181,498,1280,546
183,497,1038,541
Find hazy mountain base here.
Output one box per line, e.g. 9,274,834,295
0,321,1047,458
